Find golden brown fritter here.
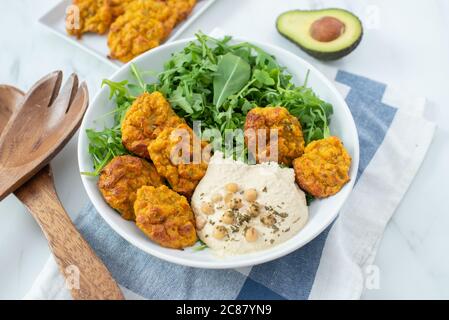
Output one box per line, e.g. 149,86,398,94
107,0,178,62
293,136,351,198
166,0,197,23
110,0,196,24
244,106,305,166
134,185,197,249
109,0,136,19
66,0,113,38
148,123,210,198
121,91,184,159
97,155,163,220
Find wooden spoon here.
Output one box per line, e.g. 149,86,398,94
0,85,24,131
0,71,84,200
0,81,124,300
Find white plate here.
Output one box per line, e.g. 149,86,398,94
78,37,360,269
39,0,216,69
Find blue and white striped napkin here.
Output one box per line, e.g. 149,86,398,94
25,69,435,300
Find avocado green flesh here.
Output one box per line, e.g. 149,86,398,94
277,8,363,60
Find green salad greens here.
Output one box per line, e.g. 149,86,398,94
85,32,333,176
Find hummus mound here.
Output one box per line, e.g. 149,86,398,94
191,152,308,255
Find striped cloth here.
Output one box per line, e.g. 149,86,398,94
25,70,435,300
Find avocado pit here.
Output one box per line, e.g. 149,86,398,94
310,16,345,42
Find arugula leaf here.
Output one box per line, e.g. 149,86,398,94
254,69,275,87
192,239,208,252
213,53,251,109
169,85,195,114
83,74,138,175
83,127,128,176
102,79,128,99
130,63,145,91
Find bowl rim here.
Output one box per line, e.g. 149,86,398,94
78,36,360,269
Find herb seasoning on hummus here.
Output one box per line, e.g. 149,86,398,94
191,152,309,255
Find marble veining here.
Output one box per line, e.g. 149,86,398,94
0,0,448,299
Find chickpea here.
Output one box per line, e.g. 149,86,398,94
195,216,207,230
245,227,258,242
222,210,235,224
248,202,260,217
211,193,223,203
213,225,228,240
201,202,214,215
228,198,243,210
261,214,277,226
225,183,239,193
224,192,234,204
244,188,258,202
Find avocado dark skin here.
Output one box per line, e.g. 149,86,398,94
297,32,363,61
276,8,363,61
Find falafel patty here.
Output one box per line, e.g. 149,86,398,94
134,185,197,249
107,0,178,62
98,155,163,220
66,0,113,38
121,91,184,159
293,136,351,198
109,0,136,19
148,123,210,197
166,0,197,23
244,106,305,166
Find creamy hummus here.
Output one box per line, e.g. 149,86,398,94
191,152,308,255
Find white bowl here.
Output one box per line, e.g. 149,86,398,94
78,37,359,269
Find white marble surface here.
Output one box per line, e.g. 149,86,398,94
0,0,448,299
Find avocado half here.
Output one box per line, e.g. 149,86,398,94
276,8,363,60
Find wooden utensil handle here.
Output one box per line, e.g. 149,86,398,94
15,165,124,300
